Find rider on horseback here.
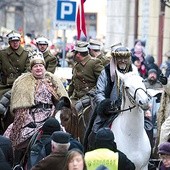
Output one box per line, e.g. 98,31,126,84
85,43,138,150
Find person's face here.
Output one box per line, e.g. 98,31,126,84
73,51,82,63
148,72,157,81
68,153,84,170
116,56,129,70
89,49,95,57
159,154,170,167
37,44,48,52
134,60,141,69
9,40,20,50
31,63,45,79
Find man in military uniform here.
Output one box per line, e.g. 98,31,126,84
0,30,30,133
88,39,110,66
36,36,56,73
0,30,30,97
68,41,104,107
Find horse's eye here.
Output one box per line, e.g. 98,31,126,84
64,118,69,122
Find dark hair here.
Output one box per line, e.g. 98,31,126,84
64,149,87,170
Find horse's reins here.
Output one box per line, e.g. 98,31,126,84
109,87,149,114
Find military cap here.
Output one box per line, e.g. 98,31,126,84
36,36,49,45
29,50,45,68
72,41,89,52
6,30,21,41
51,131,70,144
88,39,102,50
111,43,131,58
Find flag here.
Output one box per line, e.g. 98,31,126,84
76,0,87,40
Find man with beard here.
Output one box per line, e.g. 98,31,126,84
143,69,163,89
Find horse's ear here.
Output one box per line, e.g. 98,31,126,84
55,96,71,110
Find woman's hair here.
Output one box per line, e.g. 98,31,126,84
64,149,87,170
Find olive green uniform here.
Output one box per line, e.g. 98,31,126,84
43,50,56,73
68,55,104,99
97,53,110,66
0,45,30,96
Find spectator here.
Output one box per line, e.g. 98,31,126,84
143,69,164,90
158,142,170,169
145,55,162,78
36,36,56,73
85,127,135,170
31,131,71,170
160,51,170,78
0,148,12,170
64,149,87,170
133,55,147,78
26,117,61,169
0,135,13,167
3,50,68,165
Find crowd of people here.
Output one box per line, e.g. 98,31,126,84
0,29,170,170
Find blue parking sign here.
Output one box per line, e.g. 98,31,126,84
56,0,77,22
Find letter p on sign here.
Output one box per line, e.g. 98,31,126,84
56,0,77,22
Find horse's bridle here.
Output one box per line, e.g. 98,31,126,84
110,87,149,114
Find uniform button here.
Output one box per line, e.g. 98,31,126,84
17,60,19,62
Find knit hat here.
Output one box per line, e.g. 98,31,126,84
148,69,157,75
158,142,170,155
42,117,61,135
51,131,70,144
29,50,45,68
95,127,115,142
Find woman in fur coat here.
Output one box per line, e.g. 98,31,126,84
3,51,69,165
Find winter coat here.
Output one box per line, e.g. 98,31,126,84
31,151,68,170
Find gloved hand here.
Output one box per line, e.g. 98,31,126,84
97,99,118,116
159,73,168,85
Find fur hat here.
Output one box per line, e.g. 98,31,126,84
111,43,131,58
42,117,61,135
29,50,45,68
51,131,70,144
158,142,170,155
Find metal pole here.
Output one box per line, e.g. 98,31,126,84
62,29,66,67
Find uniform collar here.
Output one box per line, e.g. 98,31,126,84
7,45,24,55
80,55,91,66
43,50,49,58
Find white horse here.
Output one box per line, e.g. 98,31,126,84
111,71,151,170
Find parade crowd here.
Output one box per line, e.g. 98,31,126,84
0,30,170,170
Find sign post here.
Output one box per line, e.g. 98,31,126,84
56,0,77,67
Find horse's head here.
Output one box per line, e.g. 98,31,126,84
117,71,150,110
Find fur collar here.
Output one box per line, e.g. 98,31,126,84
10,72,68,112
